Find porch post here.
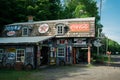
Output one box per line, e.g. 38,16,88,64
73,48,76,64
37,43,41,68
87,40,91,64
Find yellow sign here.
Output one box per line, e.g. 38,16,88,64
7,48,16,52
50,58,56,65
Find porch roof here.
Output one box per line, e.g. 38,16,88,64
0,36,54,44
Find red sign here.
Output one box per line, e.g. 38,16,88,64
70,23,90,32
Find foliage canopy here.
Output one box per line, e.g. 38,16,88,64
0,0,120,50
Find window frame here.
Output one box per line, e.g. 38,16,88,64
56,24,65,35
0,49,4,62
57,47,65,57
16,49,25,62
22,27,28,36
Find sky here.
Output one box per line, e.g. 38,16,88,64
97,0,120,44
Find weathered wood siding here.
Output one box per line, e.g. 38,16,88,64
2,17,95,38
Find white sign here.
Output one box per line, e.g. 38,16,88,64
74,38,86,45
26,47,33,52
7,31,15,36
38,24,49,33
93,40,102,47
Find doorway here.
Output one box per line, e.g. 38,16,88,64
40,46,49,65
73,47,87,64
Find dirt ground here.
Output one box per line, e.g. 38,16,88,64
32,65,120,80
32,55,120,80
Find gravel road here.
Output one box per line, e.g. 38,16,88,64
36,66,120,80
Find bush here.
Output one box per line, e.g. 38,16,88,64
92,54,107,64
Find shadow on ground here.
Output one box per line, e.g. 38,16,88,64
31,65,90,80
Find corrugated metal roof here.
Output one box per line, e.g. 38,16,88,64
0,36,54,44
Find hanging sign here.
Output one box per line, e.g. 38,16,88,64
74,38,86,44
38,24,49,33
93,39,102,47
73,38,87,47
70,23,90,32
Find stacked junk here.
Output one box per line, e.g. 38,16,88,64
0,52,33,70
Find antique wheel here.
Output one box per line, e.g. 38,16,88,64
25,64,33,71
0,62,2,69
6,63,11,69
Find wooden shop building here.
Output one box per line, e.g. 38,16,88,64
0,17,95,69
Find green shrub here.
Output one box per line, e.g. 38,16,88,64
92,53,108,64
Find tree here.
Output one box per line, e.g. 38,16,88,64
0,0,100,36
108,39,120,53
0,0,62,34
74,4,89,18
63,0,79,18
62,0,99,19
0,0,15,23
0,0,18,35
26,0,62,21
100,36,120,55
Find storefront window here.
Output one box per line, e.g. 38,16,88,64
16,49,25,62
22,27,28,36
57,47,65,57
0,49,4,62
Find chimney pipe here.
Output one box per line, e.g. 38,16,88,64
28,15,33,22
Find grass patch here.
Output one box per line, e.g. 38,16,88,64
86,64,94,68
0,69,44,80
92,54,109,64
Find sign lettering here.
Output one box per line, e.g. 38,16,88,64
70,23,90,32
5,25,21,31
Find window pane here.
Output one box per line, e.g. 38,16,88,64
23,28,27,35
22,27,28,36
58,48,65,57
16,49,25,62
57,24,64,35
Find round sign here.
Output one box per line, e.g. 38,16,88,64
38,24,49,33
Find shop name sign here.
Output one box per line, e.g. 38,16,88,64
74,38,87,45
5,25,21,31
38,24,49,33
70,23,90,32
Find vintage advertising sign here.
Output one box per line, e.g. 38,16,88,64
93,39,102,47
5,25,21,31
73,38,87,47
70,23,90,32
7,48,16,52
38,24,49,33
7,31,15,36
